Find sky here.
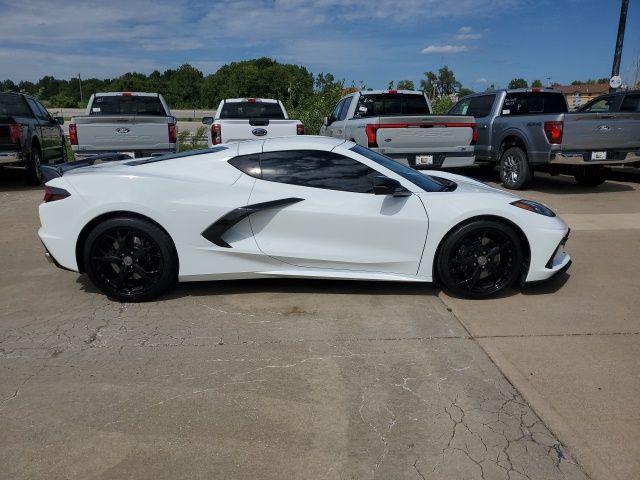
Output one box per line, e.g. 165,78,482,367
1,0,639,90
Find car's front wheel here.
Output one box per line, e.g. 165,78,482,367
83,217,178,302
437,220,524,298
499,147,532,190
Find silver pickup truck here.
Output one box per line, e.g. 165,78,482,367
320,90,476,169
69,92,178,160
449,88,640,188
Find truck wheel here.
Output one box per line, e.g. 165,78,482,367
25,146,43,186
499,147,532,190
574,166,607,187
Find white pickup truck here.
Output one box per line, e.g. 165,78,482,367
202,98,303,146
320,90,476,169
69,92,178,160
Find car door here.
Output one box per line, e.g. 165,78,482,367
328,95,352,139
322,99,345,138
241,149,428,275
26,98,59,163
616,93,640,149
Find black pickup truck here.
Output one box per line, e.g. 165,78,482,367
0,92,66,185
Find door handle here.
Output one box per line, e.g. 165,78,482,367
476,125,488,129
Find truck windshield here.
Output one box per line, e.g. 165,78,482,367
355,94,431,117
220,102,285,119
350,144,447,193
501,92,568,115
89,96,167,116
0,94,32,117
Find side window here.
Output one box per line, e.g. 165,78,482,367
259,150,380,193
329,99,344,123
228,154,261,177
36,101,53,121
468,95,496,117
448,98,471,115
27,98,48,121
620,94,640,112
581,96,616,113
338,96,353,120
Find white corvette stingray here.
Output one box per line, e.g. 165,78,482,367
38,137,570,301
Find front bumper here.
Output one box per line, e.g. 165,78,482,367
550,150,640,166
524,228,571,284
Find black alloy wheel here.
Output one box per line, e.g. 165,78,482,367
499,147,532,190
437,220,523,298
25,146,43,185
84,217,178,302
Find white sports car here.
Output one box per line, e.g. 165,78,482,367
38,137,571,301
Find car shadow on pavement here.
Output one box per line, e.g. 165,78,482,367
0,167,41,192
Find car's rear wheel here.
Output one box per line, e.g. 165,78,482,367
25,146,43,185
83,217,178,302
574,166,607,187
499,147,531,190
437,220,523,298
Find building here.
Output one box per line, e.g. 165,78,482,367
554,83,609,110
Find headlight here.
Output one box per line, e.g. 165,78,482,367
510,199,556,217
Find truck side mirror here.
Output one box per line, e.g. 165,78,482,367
201,116,214,125
54,116,64,125
323,116,330,126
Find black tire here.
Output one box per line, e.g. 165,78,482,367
499,147,532,190
59,139,68,164
574,166,607,187
25,146,43,185
437,220,524,299
83,217,178,302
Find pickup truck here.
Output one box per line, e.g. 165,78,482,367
320,90,476,169
69,92,178,160
202,98,303,146
448,88,640,188
0,92,66,185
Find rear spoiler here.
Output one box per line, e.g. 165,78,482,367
41,153,133,182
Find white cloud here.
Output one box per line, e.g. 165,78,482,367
476,78,489,83
456,26,484,40
422,45,469,54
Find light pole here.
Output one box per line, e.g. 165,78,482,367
610,0,629,92
78,73,83,104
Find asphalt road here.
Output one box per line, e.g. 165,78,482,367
1,165,638,479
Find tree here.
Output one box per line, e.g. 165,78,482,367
531,79,543,87
420,66,461,97
397,80,415,90
432,96,453,114
508,78,528,89
458,87,474,97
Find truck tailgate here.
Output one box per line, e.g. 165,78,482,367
562,113,631,150
372,115,475,150
74,115,173,151
219,119,300,143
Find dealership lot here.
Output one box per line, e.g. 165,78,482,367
1,167,638,479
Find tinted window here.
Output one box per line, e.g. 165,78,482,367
620,94,640,112
90,95,167,116
338,96,353,120
220,101,285,119
26,98,48,121
35,101,53,121
449,95,495,117
578,96,617,113
257,150,380,193
501,92,568,115
330,99,344,122
228,154,261,176
0,94,32,117
350,145,447,193
356,94,430,117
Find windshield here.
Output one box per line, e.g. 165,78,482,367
220,101,285,119
350,145,447,192
90,95,167,116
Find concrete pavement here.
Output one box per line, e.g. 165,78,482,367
0,168,592,479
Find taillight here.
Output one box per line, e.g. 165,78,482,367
365,124,378,147
168,122,177,143
121,92,133,97
388,90,397,94
69,123,78,145
544,121,563,144
297,123,304,135
9,122,21,144
212,124,222,145
43,185,70,203
471,125,478,145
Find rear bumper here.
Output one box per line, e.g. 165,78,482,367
0,151,23,165
387,151,475,169
41,241,73,272
72,147,177,160
549,150,640,166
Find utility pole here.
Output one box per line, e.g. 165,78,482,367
610,0,629,92
78,73,83,104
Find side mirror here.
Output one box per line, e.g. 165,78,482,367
202,116,214,125
54,116,64,125
323,116,330,126
373,176,410,197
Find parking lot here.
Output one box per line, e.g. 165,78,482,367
1,167,638,479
